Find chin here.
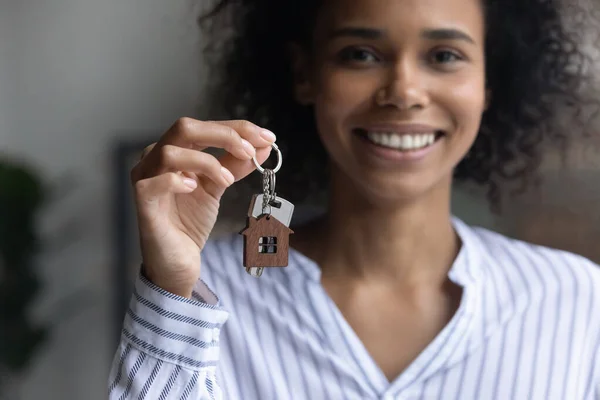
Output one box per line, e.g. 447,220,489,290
337,168,452,209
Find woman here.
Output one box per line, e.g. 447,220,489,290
108,0,600,398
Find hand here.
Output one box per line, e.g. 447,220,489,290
130,118,276,298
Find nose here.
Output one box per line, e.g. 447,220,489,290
375,59,429,110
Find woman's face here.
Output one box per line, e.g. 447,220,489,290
294,0,487,203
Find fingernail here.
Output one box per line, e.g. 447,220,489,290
221,167,235,185
260,129,276,142
183,178,198,189
241,139,256,157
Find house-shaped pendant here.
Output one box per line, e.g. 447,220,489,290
240,214,294,268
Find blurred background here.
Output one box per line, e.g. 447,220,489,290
0,1,599,399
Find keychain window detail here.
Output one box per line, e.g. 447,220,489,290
259,236,278,253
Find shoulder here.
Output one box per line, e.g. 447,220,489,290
457,221,600,392
470,224,600,286
461,221,600,315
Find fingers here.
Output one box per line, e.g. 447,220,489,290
134,172,200,205
140,143,157,160
153,145,235,185
162,118,276,161
215,120,277,145
131,118,278,200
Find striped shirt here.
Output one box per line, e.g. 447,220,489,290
108,216,600,399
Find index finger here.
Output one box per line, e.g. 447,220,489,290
207,120,277,147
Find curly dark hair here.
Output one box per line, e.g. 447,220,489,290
199,0,598,213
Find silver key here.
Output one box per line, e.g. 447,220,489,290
250,194,295,227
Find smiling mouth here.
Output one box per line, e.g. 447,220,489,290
354,128,446,152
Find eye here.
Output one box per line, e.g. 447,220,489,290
338,47,380,64
430,49,463,64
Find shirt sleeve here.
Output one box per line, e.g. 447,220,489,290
107,273,229,399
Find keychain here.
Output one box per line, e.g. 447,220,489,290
239,143,295,277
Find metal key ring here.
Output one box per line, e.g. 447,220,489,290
253,143,282,174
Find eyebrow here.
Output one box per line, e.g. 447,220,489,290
328,27,476,45
422,28,475,44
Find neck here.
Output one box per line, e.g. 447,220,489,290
294,169,460,287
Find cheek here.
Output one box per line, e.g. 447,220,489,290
312,67,375,133
442,75,487,134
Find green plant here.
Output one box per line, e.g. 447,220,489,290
0,157,47,375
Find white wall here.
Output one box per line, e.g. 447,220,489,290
4,1,208,399
0,2,19,147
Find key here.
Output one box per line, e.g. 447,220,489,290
250,194,295,227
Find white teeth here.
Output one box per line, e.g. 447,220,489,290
381,134,391,147
414,135,423,147
389,134,401,147
365,131,437,151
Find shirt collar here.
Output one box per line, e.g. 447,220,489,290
449,215,486,289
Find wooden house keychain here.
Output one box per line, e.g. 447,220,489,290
240,143,295,277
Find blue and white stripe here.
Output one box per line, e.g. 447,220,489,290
109,216,600,399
